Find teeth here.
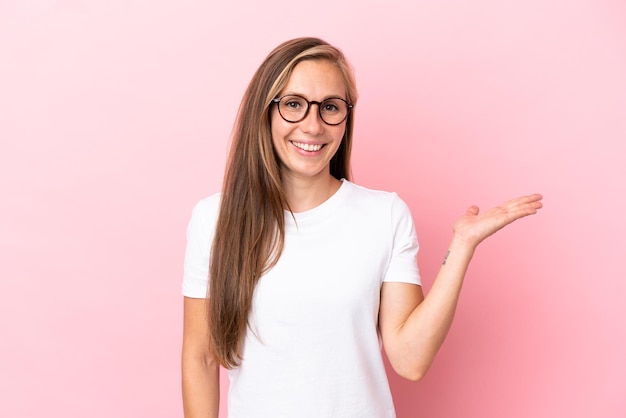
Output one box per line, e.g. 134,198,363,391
292,142,322,152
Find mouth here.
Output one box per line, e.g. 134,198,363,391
291,141,324,152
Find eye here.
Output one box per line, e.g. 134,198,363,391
282,96,306,110
321,99,342,113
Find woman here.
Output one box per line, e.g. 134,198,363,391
181,37,542,417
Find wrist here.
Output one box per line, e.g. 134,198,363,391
448,233,479,255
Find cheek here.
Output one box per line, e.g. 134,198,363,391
270,112,294,143
332,126,347,144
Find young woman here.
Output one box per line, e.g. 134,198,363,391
181,37,542,418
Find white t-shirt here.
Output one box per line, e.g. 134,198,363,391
183,180,421,417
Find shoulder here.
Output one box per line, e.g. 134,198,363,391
341,181,415,232
191,193,221,218
183,194,221,298
343,180,409,211
187,192,221,233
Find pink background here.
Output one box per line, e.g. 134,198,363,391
1,0,625,417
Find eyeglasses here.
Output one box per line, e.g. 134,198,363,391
272,94,353,126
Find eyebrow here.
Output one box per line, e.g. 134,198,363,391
280,92,348,101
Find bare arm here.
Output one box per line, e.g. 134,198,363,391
182,297,220,417
379,194,543,381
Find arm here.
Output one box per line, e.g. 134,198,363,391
182,297,220,418
379,194,543,381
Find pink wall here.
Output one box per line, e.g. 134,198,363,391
1,0,624,417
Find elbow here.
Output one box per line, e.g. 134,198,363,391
185,352,220,371
390,358,431,382
384,337,436,382
397,366,427,382
182,344,220,371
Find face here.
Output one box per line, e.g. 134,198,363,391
270,59,348,184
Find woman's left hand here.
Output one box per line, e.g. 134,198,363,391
452,194,543,248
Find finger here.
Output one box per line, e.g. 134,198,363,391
502,194,543,212
502,193,542,206
506,198,544,219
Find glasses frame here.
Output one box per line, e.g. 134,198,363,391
271,94,354,126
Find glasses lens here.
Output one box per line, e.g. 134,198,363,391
319,98,348,125
279,96,308,122
277,95,350,125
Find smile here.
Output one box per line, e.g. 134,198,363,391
291,141,323,152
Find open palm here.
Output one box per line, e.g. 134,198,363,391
453,194,543,248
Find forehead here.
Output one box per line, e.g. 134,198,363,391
281,59,347,98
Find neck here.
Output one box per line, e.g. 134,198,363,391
282,172,342,213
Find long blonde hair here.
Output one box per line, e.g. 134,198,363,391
208,37,358,368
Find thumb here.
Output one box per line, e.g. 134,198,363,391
465,205,480,216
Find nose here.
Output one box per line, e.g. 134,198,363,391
300,103,324,135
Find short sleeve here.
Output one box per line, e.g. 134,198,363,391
182,194,220,298
383,195,421,285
